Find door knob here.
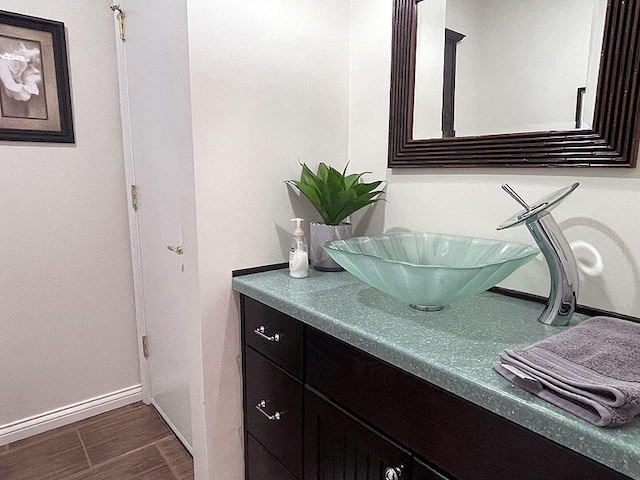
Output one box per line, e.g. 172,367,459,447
167,245,184,255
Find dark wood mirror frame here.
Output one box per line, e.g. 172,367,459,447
388,0,640,168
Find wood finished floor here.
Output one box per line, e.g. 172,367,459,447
0,402,194,480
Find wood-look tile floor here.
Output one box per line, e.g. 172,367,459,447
0,402,194,480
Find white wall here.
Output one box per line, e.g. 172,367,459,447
186,1,350,478
350,0,640,318
0,1,139,427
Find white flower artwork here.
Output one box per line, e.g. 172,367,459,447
0,37,46,119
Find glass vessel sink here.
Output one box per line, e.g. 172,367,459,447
324,232,538,311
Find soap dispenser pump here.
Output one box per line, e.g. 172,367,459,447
289,218,308,278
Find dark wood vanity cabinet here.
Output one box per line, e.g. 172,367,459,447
240,295,631,480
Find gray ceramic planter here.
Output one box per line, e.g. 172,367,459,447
310,222,352,271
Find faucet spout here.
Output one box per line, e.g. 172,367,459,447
526,212,578,325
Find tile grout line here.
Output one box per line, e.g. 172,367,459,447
67,437,175,480
74,405,172,469
4,427,73,455
76,428,92,468
101,435,174,465
155,440,182,480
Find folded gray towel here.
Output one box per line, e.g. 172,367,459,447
494,316,640,427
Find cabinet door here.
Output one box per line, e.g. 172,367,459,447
305,387,412,480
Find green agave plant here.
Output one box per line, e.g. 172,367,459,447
287,163,385,226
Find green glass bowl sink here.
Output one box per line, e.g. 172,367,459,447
324,232,539,311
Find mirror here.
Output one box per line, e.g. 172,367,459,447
388,0,640,167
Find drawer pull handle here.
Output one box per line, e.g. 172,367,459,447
256,400,281,421
254,326,280,342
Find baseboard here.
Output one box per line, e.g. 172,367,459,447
0,384,142,446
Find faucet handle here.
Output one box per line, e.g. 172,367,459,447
497,182,579,230
501,184,532,211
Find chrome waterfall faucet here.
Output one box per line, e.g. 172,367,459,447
497,183,580,326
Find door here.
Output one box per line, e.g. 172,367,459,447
114,0,194,450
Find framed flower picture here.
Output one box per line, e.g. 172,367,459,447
0,10,74,143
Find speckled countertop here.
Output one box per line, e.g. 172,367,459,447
232,269,640,479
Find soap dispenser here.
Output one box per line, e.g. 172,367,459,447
289,218,309,278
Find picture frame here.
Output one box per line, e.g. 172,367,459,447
0,10,74,143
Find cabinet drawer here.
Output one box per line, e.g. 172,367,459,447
245,347,303,479
247,434,298,480
243,296,303,377
306,327,630,480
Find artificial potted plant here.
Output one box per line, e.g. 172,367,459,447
287,163,385,271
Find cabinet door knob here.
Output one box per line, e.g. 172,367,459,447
384,466,404,480
254,325,280,342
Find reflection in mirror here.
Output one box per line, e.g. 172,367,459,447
388,0,640,167
413,0,607,139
